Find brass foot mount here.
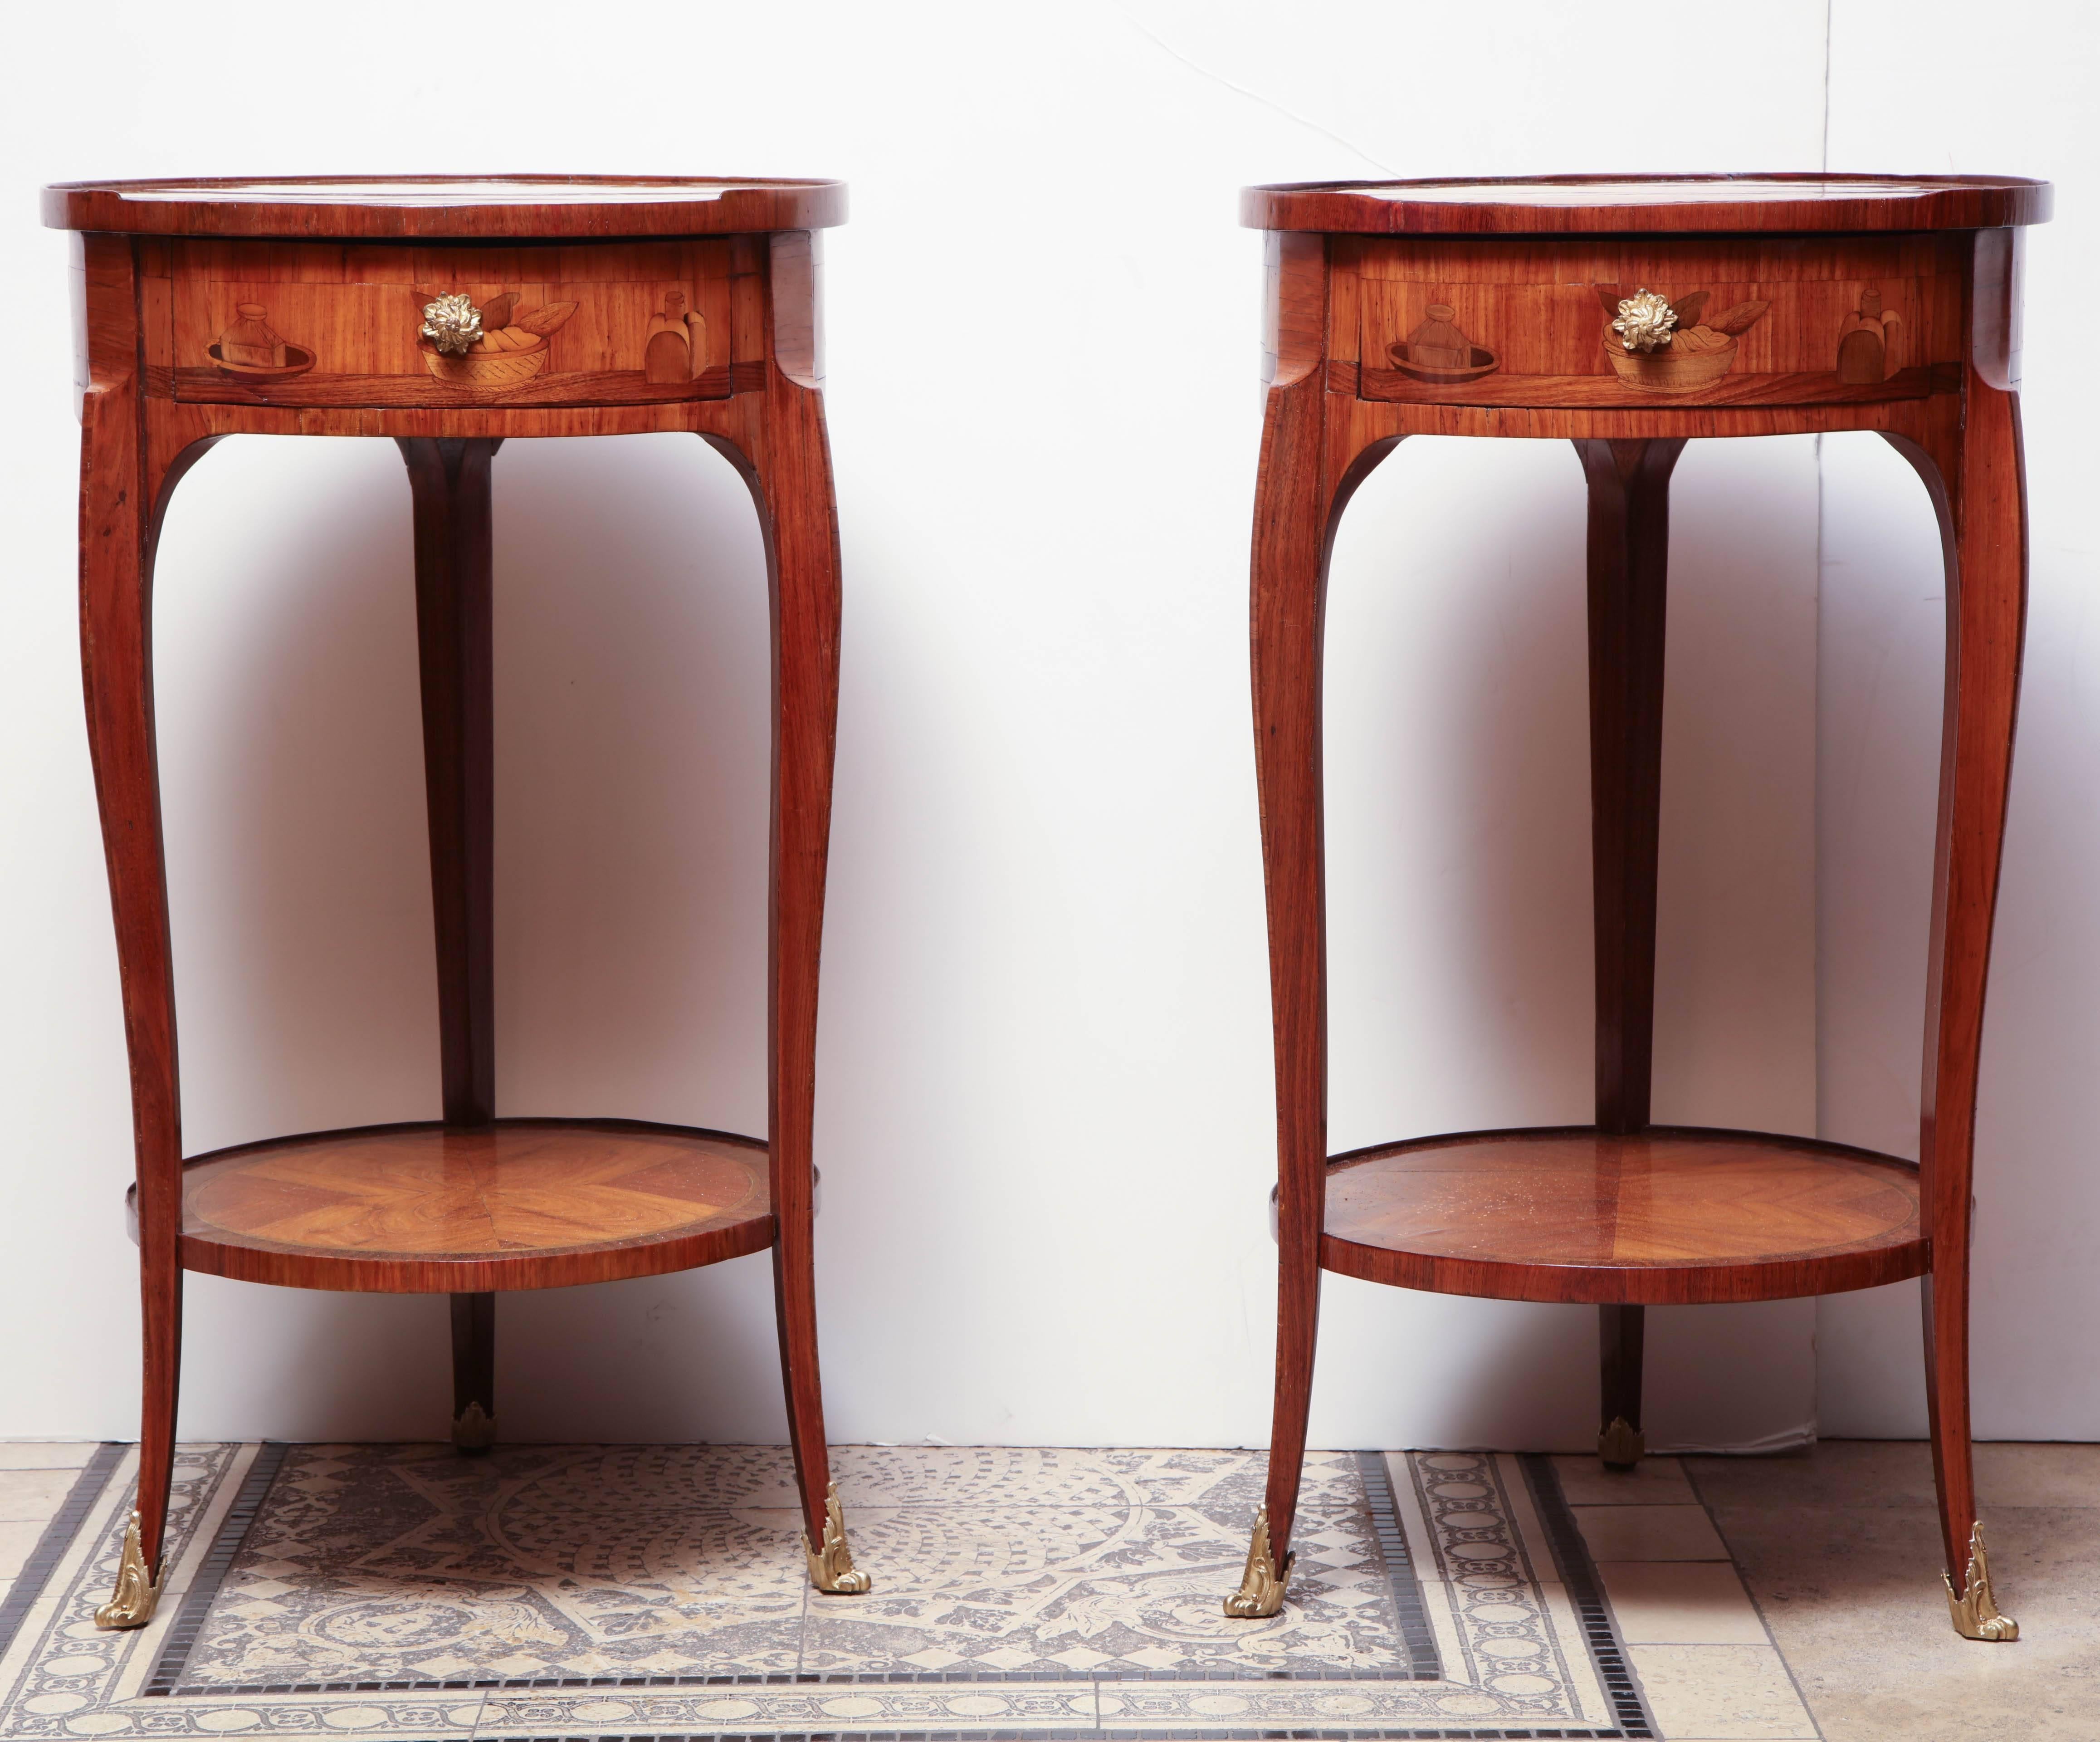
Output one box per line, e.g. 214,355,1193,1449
1222,1506,1294,1618
804,1480,871,1595
1598,1418,1645,1470
452,1402,496,1455
1946,1522,2018,1641
93,1509,163,1630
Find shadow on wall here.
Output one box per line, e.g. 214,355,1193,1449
152,433,789,1443
1811,430,1949,1440
1315,433,1598,1452
142,427,1829,1453
1310,433,1820,1453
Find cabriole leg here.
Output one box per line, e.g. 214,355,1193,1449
1232,349,1399,1616
1235,373,1330,1619
709,363,865,1595
77,244,206,1626
1886,382,2026,1643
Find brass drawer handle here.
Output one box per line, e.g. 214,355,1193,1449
420,292,483,355
1612,288,1677,353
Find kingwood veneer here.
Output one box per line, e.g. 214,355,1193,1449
44,175,871,1627
1231,173,2049,1643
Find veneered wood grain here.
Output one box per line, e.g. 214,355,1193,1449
1244,174,2050,236
400,438,498,1129
1971,228,2025,391
76,233,185,1586
1882,352,2027,1600
1599,1302,1644,1457
1356,367,1942,410
695,292,846,1544
1579,435,1680,1461
1582,439,1682,1137
44,176,846,240
181,1121,770,1289
1346,234,1966,409
1321,382,1972,445
1323,1127,1923,1299
1263,232,1327,386
1249,359,1332,1571
1245,234,1407,1569
768,231,822,388
399,432,501,1444
166,240,736,408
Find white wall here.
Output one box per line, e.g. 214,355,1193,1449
0,1,2089,1453
1813,7,2100,1439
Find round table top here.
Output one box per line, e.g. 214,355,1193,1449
1241,173,2051,235
41,175,846,240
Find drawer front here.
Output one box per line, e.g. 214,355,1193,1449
151,239,751,408
1342,235,1968,409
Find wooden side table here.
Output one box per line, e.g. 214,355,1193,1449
43,176,873,1626
1230,175,2050,1641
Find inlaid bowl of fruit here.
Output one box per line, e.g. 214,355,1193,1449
1599,289,1769,393
415,291,578,390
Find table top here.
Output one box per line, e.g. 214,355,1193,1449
1242,174,2051,235
42,175,846,239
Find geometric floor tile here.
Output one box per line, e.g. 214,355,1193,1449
0,1443,1651,1738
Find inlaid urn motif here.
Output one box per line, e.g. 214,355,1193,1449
1387,303,1500,384
208,303,315,381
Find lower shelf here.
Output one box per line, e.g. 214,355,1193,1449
175,1118,773,1292
1320,1125,1928,1305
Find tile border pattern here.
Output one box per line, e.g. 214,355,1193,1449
1517,1455,1653,1740
0,1442,123,1662
143,1439,288,1696
1353,1448,1441,1680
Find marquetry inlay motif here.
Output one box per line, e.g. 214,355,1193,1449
1342,233,1967,408
159,238,741,408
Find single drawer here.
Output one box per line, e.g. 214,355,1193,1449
1338,234,1969,409
146,238,755,408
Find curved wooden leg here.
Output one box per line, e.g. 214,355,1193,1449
1574,438,1685,1471
76,241,214,1628
397,437,503,1456
1885,383,2026,1642
1231,357,1398,1618
706,356,864,1596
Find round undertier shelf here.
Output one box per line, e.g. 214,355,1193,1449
1321,1125,1926,1304
177,1119,772,1292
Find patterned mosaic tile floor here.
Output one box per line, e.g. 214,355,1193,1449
0,1438,1870,1740
162,1443,1433,1685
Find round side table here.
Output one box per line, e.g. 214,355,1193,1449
1229,174,2051,1641
43,176,872,1626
